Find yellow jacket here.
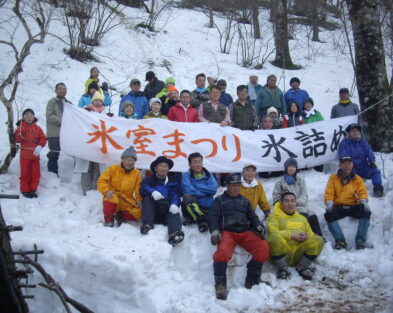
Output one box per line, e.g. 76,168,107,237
240,180,271,213
85,77,102,93
324,173,368,205
97,164,142,219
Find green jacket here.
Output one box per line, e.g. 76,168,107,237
304,110,324,124
46,97,72,137
255,86,286,117
143,111,168,119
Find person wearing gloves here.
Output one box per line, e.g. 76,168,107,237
144,98,168,119
267,192,324,280
15,109,47,198
208,173,269,300
140,156,184,246
97,147,142,227
273,158,323,237
324,156,371,250
240,163,271,218
79,81,112,108
84,67,110,95
339,123,384,197
181,152,218,232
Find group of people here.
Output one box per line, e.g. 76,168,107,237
13,67,383,300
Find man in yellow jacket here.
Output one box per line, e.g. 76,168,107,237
267,192,324,280
324,156,371,250
97,146,142,227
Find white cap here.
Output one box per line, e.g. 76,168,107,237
267,106,278,115
243,163,257,170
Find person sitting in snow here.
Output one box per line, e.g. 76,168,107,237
15,108,47,198
209,173,269,300
79,81,112,108
97,147,142,227
339,123,384,197
267,192,324,280
181,152,218,232
140,156,184,246
273,158,323,237
143,98,168,119
324,156,371,250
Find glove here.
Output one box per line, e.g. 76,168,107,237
169,204,180,214
101,82,109,92
369,162,377,169
256,225,266,239
360,199,370,212
151,191,164,201
33,146,42,156
325,201,334,213
210,230,221,246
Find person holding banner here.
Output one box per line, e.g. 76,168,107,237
167,90,199,122
143,98,168,119
140,156,184,246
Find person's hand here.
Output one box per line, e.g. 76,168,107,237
105,190,115,200
169,204,180,214
256,225,266,239
101,82,109,92
263,210,271,220
33,146,42,156
291,232,308,242
359,199,370,212
220,121,229,127
211,230,221,245
325,201,334,213
152,191,164,201
369,161,377,169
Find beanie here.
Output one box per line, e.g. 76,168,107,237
284,158,298,171
168,85,179,93
149,97,162,108
122,100,134,112
165,77,176,85
92,91,104,102
304,97,314,106
22,108,35,116
121,146,137,160
290,77,300,86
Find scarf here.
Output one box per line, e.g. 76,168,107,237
241,176,258,188
284,174,296,185
196,87,207,93
304,108,316,118
248,83,257,100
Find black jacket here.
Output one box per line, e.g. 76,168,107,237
144,77,165,100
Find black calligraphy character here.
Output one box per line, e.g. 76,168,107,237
295,129,327,159
330,125,346,152
261,135,297,162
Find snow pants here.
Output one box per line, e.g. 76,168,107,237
103,201,138,223
355,166,382,187
81,161,100,195
47,137,60,174
268,233,324,266
20,158,41,193
213,230,270,263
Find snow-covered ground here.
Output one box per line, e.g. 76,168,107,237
1,4,393,313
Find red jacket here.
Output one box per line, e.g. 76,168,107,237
167,102,198,123
15,121,47,160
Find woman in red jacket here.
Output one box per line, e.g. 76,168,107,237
15,109,47,198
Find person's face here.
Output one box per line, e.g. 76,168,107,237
243,167,256,183
339,91,349,101
226,183,241,197
237,88,248,101
281,194,296,215
56,84,67,98
92,99,103,107
124,105,134,116
151,102,161,113
131,82,141,92
262,116,273,129
23,112,35,124
269,112,278,119
196,76,206,88
89,88,97,96
250,75,258,84
267,77,276,88
291,81,299,90
348,128,360,139
121,156,136,170
91,68,100,78
286,165,297,175
340,160,353,175
155,162,169,177
210,88,221,101
290,102,298,113
304,101,313,111
169,91,179,100
219,84,227,92
189,157,203,174
180,93,191,106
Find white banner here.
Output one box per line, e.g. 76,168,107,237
60,103,357,172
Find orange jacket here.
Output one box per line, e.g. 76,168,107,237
15,121,46,160
324,173,368,205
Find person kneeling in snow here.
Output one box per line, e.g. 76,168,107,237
324,156,371,250
97,147,142,227
209,173,269,300
140,156,184,246
267,192,324,280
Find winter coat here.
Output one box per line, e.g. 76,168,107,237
78,92,112,108
140,173,181,206
272,175,311,214
330,101,360,119
143,111,168,119
284,88,310,111
303,110,324,124
338,138,375,173
46,96,72,137
240,178,271,213
160,97,177,116
15,121,46,160
144,78,165,100
208,191,261,233
190,89,210,109
255,86,286,117
181,168,218,209
324,172,368,205
219,92,234,107
229,100,259,130
119,111,138,119
167,103,199,122
198,101,230,123
119,91,149,119
97,164,143,219
282,113,304,128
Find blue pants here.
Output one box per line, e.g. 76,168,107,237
355,166,382,186
142,196,181,235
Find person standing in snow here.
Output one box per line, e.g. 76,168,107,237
216,79,233,107
228,85,259,130
324,156,371,250
119,79,149,118
140,156,184,246
84,67,110,95
209,173,269,300
144,98,168,119
255,74,286,118
97,147,142,227
46,83,72,175
247,74,263,108
181,152,218,232
155,77,176,100
79,81,112,108
198,86,231,126
302,97,324,124
190,73,210,109
143,71,165,100
159,85,179,116
284,77,310,112
15,109,47,198
267,192,324,280
330,87,360,119
282,102,304,128
167,90,199,122
339,123,384,197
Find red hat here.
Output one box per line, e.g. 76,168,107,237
168,85,179,93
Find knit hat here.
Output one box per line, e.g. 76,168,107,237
130,78,141,85
145,71,155,81
121,146,137,160
168,85,179,93
304,97,314,106
290,77,300,86
284,158,298,171
149,97,162,108
165,77,176,85
92,91,104,102
88,82,99,92
217,79,227,86
150,156,174,171
122,101,134,111
267,106,278,115
22,108,35,116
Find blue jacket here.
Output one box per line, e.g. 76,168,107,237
78,92,112,108
339,138,375,172
140,174,181,206
181,168,218,208
119,91,149,119
219,92,234,107
284,88,309,111
119,111,138,119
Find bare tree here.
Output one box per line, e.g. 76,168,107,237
0,0,52,174
252,3,261,39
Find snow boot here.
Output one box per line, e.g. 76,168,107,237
140,224,153,235
213,262,228,299
22,192,34,198
373,185,384,198
355,241,366,250
277,267,291,280
114,212,124,227
168,230,184,246
215,283,227,300
103,221,114,227
182,215,194,226
334,240,347,250
245,259,263,289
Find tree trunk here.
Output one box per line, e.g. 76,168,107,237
310,1,320,41
252,5,261,39
271,0,299,69
346,0,393,152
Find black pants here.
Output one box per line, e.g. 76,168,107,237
300,212,323,237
